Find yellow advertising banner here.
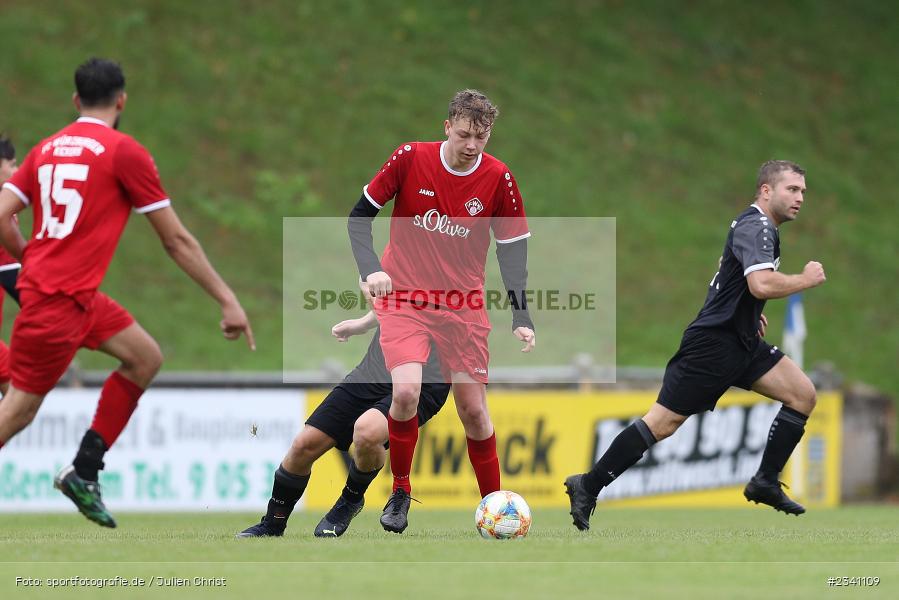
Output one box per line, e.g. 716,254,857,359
302,390,841,510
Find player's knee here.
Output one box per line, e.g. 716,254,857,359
10,402,40,433
287,436,319,468
643,404,687,442
651,421,677,441
781,375,817,415
119,341,163,386
138,341,164,382
353,418,387,452
645,415,685,441
796,378,817,414
455,401,490,430
392,384,420,411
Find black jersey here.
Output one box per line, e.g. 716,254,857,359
340,326,449,399
688,204,780,348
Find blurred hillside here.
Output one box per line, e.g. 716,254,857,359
0,0,895,395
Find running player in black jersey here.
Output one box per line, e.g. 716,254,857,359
565,160,826,530
237,307,450,538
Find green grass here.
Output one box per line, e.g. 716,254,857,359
0,0,896,399
1,508,896,598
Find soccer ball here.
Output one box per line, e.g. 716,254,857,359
475,490,531,539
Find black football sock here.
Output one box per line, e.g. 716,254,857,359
265,465,310,523
582,419,656,497
756,406,808,482
341,460,381,503
73,429,108,482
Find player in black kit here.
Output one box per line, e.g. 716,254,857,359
237,307,450,538
565,160,827,530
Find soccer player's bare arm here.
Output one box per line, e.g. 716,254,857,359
144,206,255,349
746,261,826,299
0,189,26,260
331,310,378,342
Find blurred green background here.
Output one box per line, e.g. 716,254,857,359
0,0,895,396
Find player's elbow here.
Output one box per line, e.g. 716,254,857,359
747,281,768,300
161,229,198,259
746,273,772,299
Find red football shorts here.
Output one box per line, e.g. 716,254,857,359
0,340,10,384
375,299,491,384
10,290,135,395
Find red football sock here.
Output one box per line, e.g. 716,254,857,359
90,372,145,448
387,413,418,493
467,432,501,498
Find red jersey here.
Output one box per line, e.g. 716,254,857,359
364,141,529,298
2,118,170,295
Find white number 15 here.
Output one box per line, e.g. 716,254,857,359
36,163,88,239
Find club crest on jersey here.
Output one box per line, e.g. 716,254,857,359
465,198,484,216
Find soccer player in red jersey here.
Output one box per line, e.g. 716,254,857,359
348,90,535,533
0,135,21,393
0,58,254,528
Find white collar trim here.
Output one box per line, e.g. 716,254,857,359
751,203,778,228
76,117,111,127
439,141,482,176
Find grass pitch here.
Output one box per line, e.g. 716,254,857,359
1,507,896,599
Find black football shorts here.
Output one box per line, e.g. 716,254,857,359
657,327,784,416
305,382,450,451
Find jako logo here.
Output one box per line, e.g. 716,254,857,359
413,209,471,239
418,188,435,197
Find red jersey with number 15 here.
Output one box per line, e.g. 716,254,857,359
2,117,171,296
363,141,529,297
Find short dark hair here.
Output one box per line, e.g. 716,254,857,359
0,135,14,161
448,89,498,131
756,160,806,196
75,58,126,108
